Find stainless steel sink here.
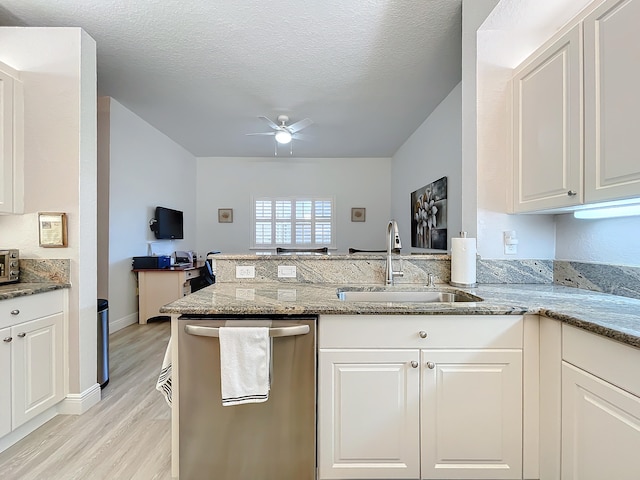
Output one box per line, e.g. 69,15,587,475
336,288,482,303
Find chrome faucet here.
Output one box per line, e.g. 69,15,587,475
385,220,404,285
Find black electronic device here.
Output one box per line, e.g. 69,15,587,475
132,255,172,269
150,206,184,239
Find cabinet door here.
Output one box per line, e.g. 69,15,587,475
562,362,640,479
421,349,523,479
0,327,11,437
11,312,65,428
318,349,420,479
512,24,582,212
584,0,640,203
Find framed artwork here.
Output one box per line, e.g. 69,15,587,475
218,208,233,223
351,207,366,222
410,176,448,250
38,212,68,247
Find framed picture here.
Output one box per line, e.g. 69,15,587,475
351,207,366,222
218,208,233,223
38,212,68,247
411,176,448,250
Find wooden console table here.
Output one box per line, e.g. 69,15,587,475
134,264,203,324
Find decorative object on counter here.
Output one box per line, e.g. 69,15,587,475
351,207,366,222
38,212,68,247
450,231,477,287
218,208,233,223
411,176,447,250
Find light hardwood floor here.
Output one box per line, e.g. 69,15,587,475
0,320,173,480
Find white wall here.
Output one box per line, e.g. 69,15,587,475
0,27,97,396
555,213,640,266
195,157,391,253
461,0,500,240
391,83,463,253
103,97,197,331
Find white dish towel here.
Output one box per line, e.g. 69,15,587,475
155,337,172,407
219,325,271,406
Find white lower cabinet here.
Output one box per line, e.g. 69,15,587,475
11,312,65,427
421,349,522,479
0,290,65,439
0,327,11,438
561,362,640,480
560,324,640,480
318,315,524,480
318,349,421,479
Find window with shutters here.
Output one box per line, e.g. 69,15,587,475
252,197,335,249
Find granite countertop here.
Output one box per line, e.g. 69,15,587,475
0,282,71,301
161,282,640,349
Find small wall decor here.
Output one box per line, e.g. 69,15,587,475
411,176,448,250
351,207,366,222
38,212,68,247
218,208,233,223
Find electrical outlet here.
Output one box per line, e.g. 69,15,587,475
236,265,255,278
277,289,297,301
277,265,297,278
503,231,519,255
235,288,255,300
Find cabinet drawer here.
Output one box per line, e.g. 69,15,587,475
319,315,523,349
562,324,640,397
184,269,200,281
0,290,64,329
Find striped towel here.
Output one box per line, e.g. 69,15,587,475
155,337,172,407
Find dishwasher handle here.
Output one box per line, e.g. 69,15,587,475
184,323,310,338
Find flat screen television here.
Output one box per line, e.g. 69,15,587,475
152,206,184,239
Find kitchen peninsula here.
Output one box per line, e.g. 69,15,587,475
162,254,640,480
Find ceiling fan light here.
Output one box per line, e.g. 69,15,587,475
275,130,292,144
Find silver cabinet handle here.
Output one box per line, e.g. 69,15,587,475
410,361,419,368
567,190,577,196
419,331,427,339
10,309,20,315
426,362,435,369
3,337,12,343
185,324,310,338
17,332,26,338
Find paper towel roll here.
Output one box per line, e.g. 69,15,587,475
450,237,477,287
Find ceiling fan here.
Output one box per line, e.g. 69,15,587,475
246,115,313,155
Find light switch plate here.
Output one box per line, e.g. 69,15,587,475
277,265,297,278
236,265,255,278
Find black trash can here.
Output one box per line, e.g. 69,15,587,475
97,299,109,388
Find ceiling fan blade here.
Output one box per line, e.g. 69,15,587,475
292,133,312,141
258,116,280,130
287,118,313,133
246,132,276,136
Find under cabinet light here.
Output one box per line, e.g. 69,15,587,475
574,204,640,220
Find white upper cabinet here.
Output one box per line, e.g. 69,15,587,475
0,61,24,215
512,25,583,213
584,0,640,203
512,0,640,213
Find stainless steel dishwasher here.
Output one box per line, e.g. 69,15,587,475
176,315,317,479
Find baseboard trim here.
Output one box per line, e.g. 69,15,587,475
110,312,138,333
58,383,102,415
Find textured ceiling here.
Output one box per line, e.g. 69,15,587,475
0,0,462,157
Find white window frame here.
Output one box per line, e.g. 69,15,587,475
251,196,336,250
